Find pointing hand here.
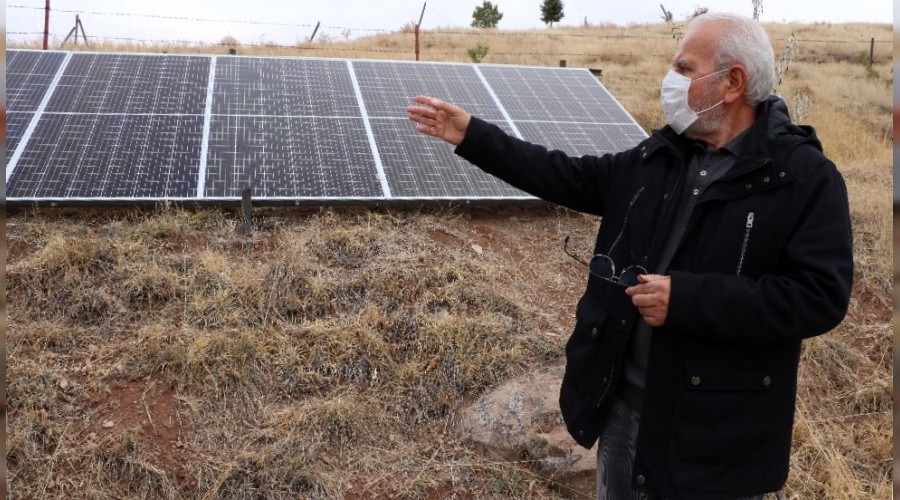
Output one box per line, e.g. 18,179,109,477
407,95,471,146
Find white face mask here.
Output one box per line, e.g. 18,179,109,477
660,69,728,134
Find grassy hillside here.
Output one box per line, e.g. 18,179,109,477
6,21,893,498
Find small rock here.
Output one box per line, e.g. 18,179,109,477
471,244,484,255
101,420,115,429
458,363,597,498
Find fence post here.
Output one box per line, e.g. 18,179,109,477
559,60,566,67
869,37,874,67
43,0,50,50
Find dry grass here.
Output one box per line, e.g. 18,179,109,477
6,21,893,499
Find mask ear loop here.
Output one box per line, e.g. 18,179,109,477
689,68,729,115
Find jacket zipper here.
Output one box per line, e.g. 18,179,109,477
736,212,754,275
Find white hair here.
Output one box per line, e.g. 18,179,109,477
689,13,775,106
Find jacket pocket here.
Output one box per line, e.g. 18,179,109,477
674,356,774,466
562,296,613,415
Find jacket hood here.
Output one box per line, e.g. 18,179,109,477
653,95,823,160
760,95,823,152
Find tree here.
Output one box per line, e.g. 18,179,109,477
540,0,565,27
471,1,503,28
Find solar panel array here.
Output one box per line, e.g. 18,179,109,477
6,49,647,205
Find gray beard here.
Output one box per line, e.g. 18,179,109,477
684,102,726,140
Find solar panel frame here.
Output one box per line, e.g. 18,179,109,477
6,50,648,206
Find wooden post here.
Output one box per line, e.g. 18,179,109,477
559,60,566,67
869,37,875,67
43,0,50,50
309,21,320,42
415,25,420,61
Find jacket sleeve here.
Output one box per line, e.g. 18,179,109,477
665,160,854,344
454,116,619,215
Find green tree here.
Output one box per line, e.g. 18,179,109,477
540,0,565,27
471,1,503,28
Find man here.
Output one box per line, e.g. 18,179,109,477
407,12,853,500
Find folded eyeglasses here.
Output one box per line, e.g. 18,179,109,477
563,236,647,287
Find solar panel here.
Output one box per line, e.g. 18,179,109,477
7,50,67,112
47,53,209,114
6,49,648,205
204,115,382,198
8,113,204,198
6,51,67,165
212,57,359,116
354,60,523,198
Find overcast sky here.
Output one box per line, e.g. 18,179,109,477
5,0,894,46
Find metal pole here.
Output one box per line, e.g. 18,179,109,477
43,0,51,50
240,187,253,235
418,3,427,25
309,21,320,42
415,2,426,61
78,16,88,44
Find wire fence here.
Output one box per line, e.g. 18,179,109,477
6,3,892,62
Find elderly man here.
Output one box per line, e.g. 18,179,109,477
407,12,852,500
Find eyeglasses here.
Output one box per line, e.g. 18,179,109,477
563,236,647,287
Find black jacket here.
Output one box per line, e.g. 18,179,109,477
454,96,853,499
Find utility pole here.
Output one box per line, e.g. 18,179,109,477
415,2,426,61
43,0,50,50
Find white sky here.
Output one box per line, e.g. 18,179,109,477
5,0,894,46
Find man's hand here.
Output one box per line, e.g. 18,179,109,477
626,274,671,327
407,95,471,146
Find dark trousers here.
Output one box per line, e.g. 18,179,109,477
596,397,784,500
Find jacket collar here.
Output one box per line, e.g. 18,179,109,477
648,96,801,171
